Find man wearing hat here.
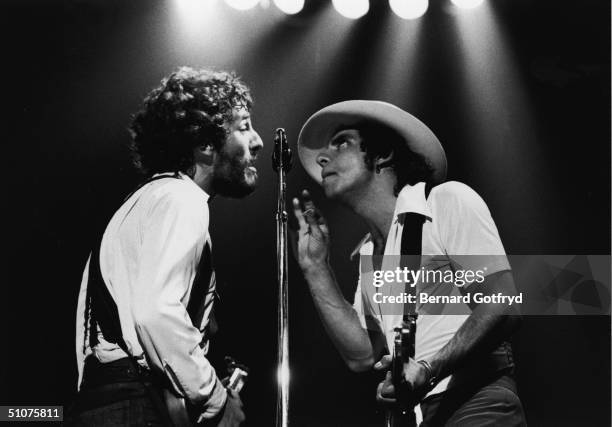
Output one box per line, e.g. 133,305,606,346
292,101,526,425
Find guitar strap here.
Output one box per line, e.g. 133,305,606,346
399,182,434,322
388,183,434,425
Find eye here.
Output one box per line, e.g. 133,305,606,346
331,136,350,149
239,122,251,132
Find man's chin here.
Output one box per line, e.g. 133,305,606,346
212,157,259,198
322,182,339,199
213,175,257,198
228,180,257,198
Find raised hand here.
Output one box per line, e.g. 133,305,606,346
292,189,330,273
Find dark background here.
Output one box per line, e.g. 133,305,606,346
3,0,610,425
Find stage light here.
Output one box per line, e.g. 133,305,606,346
451,0,484,9
174,0,219,37
332,0,369,19
273,0,304,15
389,0,428,19
225,0,260,11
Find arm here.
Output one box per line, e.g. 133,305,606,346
304,264,380,372
130,188,227,419
426,269,520,382
293,191,384,372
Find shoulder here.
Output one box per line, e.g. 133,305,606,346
430,181,485,205
151,178,207,206
429,181,490,214
144,178,209,226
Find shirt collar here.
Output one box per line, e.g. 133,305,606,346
350,182,432,259
350,233,372,260
153,172,211,203
394,182,432,220
180,172,211,203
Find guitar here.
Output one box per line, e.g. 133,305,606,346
164,357,249,427
385,317,417,427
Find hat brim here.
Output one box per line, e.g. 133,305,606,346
297,100,447,185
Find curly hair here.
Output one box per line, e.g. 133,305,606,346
351,120,435,195
128,67,253,176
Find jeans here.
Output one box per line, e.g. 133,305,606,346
66,357,169,427
420,374,527,427
66,384,166,427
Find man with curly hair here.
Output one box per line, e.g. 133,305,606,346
71,67,262,426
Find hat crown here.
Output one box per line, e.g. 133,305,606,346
297,100,447,185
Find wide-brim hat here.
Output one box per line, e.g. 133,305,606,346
297,100,447,185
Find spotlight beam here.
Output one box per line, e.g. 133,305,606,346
332,0,369,19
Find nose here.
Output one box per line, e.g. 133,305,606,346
250,130,263,155
316,151,330,168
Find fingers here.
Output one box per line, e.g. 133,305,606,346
293,190,328,240
376,372,396,404
292,198,307,231
300,190,319,227
288,229,299,257
373,355,392,371
227,389,243,406
302,191,328,243
301,190,329,231
380,373,395,399
374,357,396,406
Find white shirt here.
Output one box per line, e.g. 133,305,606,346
353,181,510,396
75,173,227,418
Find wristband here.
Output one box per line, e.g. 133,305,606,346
417,360,438,390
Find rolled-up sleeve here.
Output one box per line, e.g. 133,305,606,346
131,188,227,418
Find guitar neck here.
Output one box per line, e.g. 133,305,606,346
386,318,417,427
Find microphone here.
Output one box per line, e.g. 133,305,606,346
272,127,291,427
272,128,292,173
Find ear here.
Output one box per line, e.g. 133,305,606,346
194,143,215,166
375,150,394,171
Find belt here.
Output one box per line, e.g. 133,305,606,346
81,356,156,389
71,357,165,415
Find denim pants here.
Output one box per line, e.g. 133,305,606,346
66,358,169,427
420,373,527,427
67,383,166,427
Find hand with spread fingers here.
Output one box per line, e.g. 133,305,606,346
292,190,330,273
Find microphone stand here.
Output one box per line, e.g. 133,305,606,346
272,128,292,427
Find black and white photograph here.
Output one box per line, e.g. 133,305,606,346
3,0,610,426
